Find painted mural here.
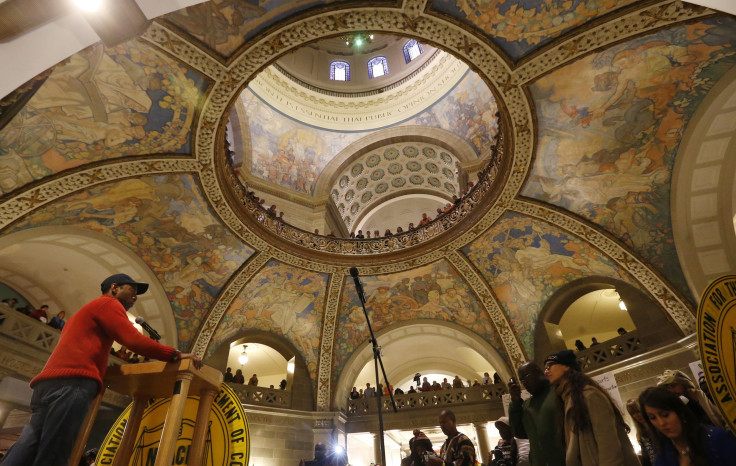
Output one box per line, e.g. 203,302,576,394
331,259,505,387
462,212,637,356
432,0,637,60
164,0,340,57
523,18,736,299
0,42,208,195
207,260,328,384
245,71,496,195
6,174,253,349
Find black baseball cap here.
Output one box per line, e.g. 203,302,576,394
100,274,149,295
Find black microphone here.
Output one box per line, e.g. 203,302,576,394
135,316,161,341
349,267,366,303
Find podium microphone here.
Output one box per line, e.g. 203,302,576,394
349,267,366,303
135,316,162,341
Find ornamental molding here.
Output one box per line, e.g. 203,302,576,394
513,1,712,84
0,158,198,229
316,272,345,411
508,199,696,334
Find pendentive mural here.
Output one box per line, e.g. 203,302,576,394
7,174,253,349
244,71,497,195
0,42,208,195
207,260,329,385
431,0,637,61
523,18,736,299
463,212,638,356
332,259,506,387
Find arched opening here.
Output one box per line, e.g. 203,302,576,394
206,330,315,411
0,226,177,346
534,277,683,364
333,321,510,408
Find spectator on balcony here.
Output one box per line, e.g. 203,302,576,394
383,384,393,396
432,381,442,391
29,305,50,323
408,223,415,231
364,383,376,398
656,369,725,428
280,379,287,390
395,387,404,395
453,376,464,389
574,340,587,351
638,387,736,466
366,231,371,238
359,389,364,397
625,399,656,466
396,226,404,234
482,372,491,385
472,380,480,387
223,367,234,383
543,350,639,465
590,337,600,346
408,386,417,394
418,213,431,226
233,369,245,384
493,373,502,385
437,409,476,466
617,328,627,336
314,229,320,235
384,229,393,236
441,378,452,390
508,362,565,466
374,230,380,238
490,417,529,466
356,230,365,239
248,373,258,386
49,311,66,330
421,377,431,392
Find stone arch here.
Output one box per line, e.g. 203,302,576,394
0,226,178,346
332,320,511,410
533,276,682,363
206,329,315,410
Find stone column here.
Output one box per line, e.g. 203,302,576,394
473,422,492,465
373,432,382,465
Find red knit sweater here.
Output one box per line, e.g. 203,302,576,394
31,295,178,392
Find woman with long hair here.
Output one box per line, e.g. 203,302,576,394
626,398,656,466
638,387,736,466
544,350,640,465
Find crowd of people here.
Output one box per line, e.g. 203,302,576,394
349,372,504,399
233,150,491,240
223,368,288,390
1,298,67,330
503,350,735,466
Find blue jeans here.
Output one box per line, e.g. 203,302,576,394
3,377,97,466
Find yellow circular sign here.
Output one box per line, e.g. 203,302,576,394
697,275,736,433
96,383,249,465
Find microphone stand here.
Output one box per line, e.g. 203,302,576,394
351,270,397,466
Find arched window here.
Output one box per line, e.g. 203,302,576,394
367,56,388,79
403,40,423,63
330,60,350,81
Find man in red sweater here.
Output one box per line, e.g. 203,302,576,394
3,273,202,466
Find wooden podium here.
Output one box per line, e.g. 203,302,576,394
70,359,223,466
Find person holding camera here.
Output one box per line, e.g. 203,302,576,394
490,417,529,466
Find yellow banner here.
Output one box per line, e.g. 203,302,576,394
96,383,249,465
697,275,736,432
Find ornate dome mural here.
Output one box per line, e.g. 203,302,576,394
1,0,735,419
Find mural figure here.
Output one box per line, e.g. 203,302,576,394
524,18,736,298
463,213,636,355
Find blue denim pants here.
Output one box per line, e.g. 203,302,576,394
3,377,98,466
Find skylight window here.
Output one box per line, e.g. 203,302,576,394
403,40,423,63
330,61,350,81
367,56,388,79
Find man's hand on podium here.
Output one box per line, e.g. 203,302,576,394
180,353,203,369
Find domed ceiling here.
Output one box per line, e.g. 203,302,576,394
1,0,736,412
